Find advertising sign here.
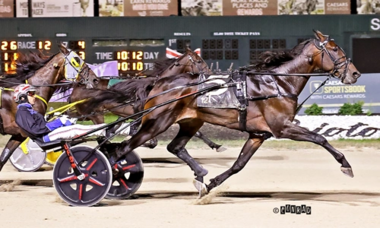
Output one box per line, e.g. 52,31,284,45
99,0,124,16
16,0,94,17
99,0,177,16
224,0,277,15
0,0,14,17
181,0,350,15
278,0,324,14
357,0,380,14
181,0,223,16
124,0,177,16
298,73,380,114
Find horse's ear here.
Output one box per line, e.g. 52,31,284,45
313,30,328,42
58,43,69,55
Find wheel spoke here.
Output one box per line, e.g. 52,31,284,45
78,184,83,200
89,176,106,186
121,164,136,171
116,178,130,190
86,158,98,170
58,174,78,183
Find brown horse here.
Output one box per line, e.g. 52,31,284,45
90,30,361,196
0,47,71,171
66,47,225,151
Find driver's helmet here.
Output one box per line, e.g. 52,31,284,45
13,84,37,103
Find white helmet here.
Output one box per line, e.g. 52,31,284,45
13,84,37,103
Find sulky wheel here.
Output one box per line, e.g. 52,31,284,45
53,146,112,207
106,150,144,199
9,138,46,172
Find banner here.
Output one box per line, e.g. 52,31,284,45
99,0,177,17
181,0,350,15
298,73,380,115
88,61,119,77
224,0,277,16
278,0,324,14
181,0,223,16
0,0,14,17
99,0,124,16
357,0,380,14
295,116,380,140
16,0,94,17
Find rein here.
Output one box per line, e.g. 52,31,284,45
245,71,331,77
0,78,73,87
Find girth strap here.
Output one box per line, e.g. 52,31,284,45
248,93,298,101
232,71,248,131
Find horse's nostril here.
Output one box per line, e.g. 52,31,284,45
353,72,361,79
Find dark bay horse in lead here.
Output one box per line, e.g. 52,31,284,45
90,30,361,197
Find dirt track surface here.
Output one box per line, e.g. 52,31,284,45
0,146,380,228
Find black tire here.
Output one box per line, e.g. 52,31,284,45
53,146,112,207
106,150,144,199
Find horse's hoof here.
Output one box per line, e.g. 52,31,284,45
215,146,227,152
193,179,208,198
341,167,354,178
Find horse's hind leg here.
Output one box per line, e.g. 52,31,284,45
206,133,267,193
279,121,353,177
194,131,227,152
0,135,25,171
167,120,208,181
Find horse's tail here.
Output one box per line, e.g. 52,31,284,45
86,77,156,112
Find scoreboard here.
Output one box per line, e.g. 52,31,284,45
0,15,371,78
0,38,165,77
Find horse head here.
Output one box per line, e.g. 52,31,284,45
310,30,361,84
58,43,98,89
181,47,210,74
157,48,209,78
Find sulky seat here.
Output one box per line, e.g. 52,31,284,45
32,138,62,151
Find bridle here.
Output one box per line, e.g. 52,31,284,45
187,53,209,73
64,50,94,88
313,38,351,81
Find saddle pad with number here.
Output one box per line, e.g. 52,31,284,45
197,74,240,109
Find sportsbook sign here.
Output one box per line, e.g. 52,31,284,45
298,73,380,114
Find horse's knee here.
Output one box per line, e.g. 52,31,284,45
313,134,328,145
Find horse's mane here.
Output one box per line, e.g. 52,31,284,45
0,52,57,88
149,58,176,77
243,39,312,71
86,77,157,112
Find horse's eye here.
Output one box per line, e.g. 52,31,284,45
332,47,338,52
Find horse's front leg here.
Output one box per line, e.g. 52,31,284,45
206,133,268,194
278,121,353,177
194,131,227,152
0,134,25,171
167,120,208,179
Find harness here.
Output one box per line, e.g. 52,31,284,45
231,71,248,131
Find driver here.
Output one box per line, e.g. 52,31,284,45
14,84,127,142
